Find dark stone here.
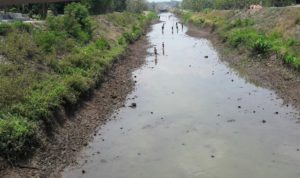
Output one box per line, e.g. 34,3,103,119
129,103,137,108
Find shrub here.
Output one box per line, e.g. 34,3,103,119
0,23,12,36
252,37,272,55
34,31,61,52
0,32,39,62
229,18,255,28
0,114,37,161
117,36,126,45
12,21,33,33
63,3,92,42
95,38,110,50
228,29,260,48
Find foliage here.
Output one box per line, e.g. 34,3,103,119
64,3,93,42
179,9,300,69
0,8,155,161
252,37,272,54
126,0,147,13
181,0,297,11
0,115,37,161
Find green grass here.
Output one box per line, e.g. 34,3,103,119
0,6,156,161
178,10,300,70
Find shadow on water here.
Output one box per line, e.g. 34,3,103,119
62,13,300,178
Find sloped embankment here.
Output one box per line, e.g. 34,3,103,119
177,6,300,110
0,5,156,175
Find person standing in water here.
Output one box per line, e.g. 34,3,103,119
162,42,165,56
154,47,157,56
154,47,158,65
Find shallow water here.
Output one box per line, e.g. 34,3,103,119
62,13,300,178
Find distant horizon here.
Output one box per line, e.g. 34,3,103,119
147,0,182,2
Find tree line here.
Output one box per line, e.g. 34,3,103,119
181,0,298,11
2,0,148,19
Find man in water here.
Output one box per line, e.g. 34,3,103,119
154,47,157,56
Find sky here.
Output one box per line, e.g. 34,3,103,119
147,0,182,2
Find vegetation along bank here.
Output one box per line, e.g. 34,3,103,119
0,2,156,164
176,3,300,109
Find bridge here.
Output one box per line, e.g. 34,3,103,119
0,0,76,7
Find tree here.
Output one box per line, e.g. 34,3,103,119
126,0,147,13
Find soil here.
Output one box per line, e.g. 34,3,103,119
0,29,151,178
186,23,300,112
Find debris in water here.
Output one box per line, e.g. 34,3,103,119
151,112,154,114
204,56,208,58
297,149,299,152
262,120,267,124
231,79,234,82
129,103,137,108
211,155,215,158
275,112,279,115
227,119,236,123
238,106,241,109
82,170,86,174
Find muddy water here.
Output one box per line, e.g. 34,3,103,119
62,13,300,178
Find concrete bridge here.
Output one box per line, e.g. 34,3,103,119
0,0,76,7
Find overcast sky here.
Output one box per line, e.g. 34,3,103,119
147,0,182,2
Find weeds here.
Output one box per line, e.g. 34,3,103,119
0,7,155,161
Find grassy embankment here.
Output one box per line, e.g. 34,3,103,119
177,7,300,69
0,3,156,161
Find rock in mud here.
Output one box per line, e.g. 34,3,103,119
129,103,137,108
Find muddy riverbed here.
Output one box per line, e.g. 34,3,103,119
62,13,300,178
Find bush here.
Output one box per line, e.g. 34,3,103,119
0,115,37,161
95,38,110,50
252,38,272,55
12,21,33,33
34,31,62,52
228,28,260,48
0,32,39,62
0,23,12,36
229,18,255,28
63,3,92,42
